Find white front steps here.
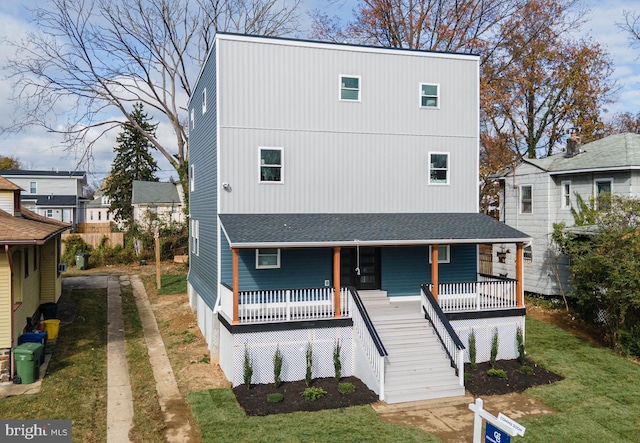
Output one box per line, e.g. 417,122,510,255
359,291,465,404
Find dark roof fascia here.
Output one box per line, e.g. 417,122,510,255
0,169,86,178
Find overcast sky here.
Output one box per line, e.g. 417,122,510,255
0,0,638,189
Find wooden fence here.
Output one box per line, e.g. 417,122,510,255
76,222,113,234
61,232,124,254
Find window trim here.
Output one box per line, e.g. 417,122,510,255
561,180,571,209
428,152,450,185
191,219,199,256
259,147,284,184
190,108,195,130
256,249,281,269
202,88,207,114
520,185,533,214
428,245,451,264
30,181,37,194
339,75,361,102
190,164,195,192
419,83,440,109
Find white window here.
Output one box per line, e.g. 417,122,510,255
149,205,158,214
429,152,449,185
256,249,280,269
260,148,283,183
420,83,439,108
190,164,195,192
106,212,110,221
520,185,532,214
30,181,37,194
191,219,199,256
46,209,53,218
524,245,533,263
428,245,450,264
561,181,571,209
340,76,360,101
202,88,207,114
595,179,612,210
98,211,102,221
190,109,195,130
90,211,94,221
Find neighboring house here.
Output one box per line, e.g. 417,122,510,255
187,33,530,403
0,176,69,382
0,170,88,229
85,191,114,225
493,132,640,297
131,180,184,228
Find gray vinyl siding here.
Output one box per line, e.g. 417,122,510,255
187,45,219,309
215,37,479,214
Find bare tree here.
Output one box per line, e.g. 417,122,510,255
4,0,301,200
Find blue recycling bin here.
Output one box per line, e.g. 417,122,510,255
19,331,48,364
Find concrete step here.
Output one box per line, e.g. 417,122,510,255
384,385,466,404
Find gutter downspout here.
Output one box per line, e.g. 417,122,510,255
5,245,14,380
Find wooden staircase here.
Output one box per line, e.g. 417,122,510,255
359,291,465,404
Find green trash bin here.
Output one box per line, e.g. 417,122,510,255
75,253,90,270
12,343,43,384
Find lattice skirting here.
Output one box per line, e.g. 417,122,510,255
451,316,525,363
221,326,354,387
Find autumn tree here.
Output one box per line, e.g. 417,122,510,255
102,103,159,226
4,0,301,206
608,112,640,134
0,156,21,170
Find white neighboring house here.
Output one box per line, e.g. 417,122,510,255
0,170,88,229
493,132,640,297
84,191,117,225
131,180,184,228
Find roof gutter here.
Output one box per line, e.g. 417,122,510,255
546,165,640,175
227,237,532,249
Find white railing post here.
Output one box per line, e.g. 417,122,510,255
458,348,465,386
286,290,291,321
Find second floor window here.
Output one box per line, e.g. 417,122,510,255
260,148,283,183
595,179,612,210
202,88,207,114
30,182,37,194
562,181,571,208
340,76,360,101
520,185,532,214
191,219,199,256
429,152,449,184
420,84,439,108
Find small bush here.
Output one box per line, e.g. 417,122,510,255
266,393,284,403
516,326,526,364
464,373,472,383
490,328,499,369
305,343,313,387
468,329,477,369
198,354,210,364
333,340,342,381
487,368,508,379
519,365,534,375
243,344,253,389
338,382,356,394
301,387,326,401
273,346,283,388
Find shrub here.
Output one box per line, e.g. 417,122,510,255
273,346,283,388
338,382,355,394
243,344,253,389
519,365,534,375
305,343,313,387
516,326,526,364
62,235,92,265
490,328,499,369
301,387,326,401
487,368,508,379
468,329,477,369
266,393,284,403
333,340,342,381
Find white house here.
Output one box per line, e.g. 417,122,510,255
131,180,184,228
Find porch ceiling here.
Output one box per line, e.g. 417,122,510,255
219,213,531,248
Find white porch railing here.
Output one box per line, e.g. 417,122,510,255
420,285,465,387
429,275,517,313
219,284,351,324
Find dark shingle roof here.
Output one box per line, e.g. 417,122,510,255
24,195,82,206
132,181,181,205
219,213,530,247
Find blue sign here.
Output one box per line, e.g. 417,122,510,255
485,422,511,443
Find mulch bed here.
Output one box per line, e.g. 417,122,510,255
233,376,379,416
465,358,564,396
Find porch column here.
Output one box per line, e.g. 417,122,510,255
431,245,439,301
516,243,524,308
333,247,341,318
232,248,239,324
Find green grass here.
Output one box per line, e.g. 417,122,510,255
188,389,440,443
0,288,108,443
156,274,187,295
518,317,640,442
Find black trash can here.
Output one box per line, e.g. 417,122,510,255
40,302,58,320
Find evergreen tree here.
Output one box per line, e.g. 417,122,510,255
103,103,159,226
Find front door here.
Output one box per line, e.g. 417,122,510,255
340,247,381,290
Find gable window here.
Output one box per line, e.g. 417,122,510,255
202,88,207,114
524,245,533,263
190,164,195,192
561,181,571,209
260,148,283,183
520,185,532,214
190,109,195,130
256,249,280,269
428,245,450,264
340,76,360,101
420,84,439,108
429,152,449,185
30,181,37,194
191,219,199,256
595,179,612,210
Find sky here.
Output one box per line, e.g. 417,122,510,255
0,0,638,189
